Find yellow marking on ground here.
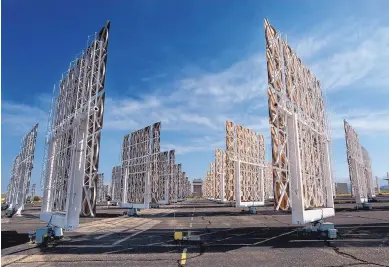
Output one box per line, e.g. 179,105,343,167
174,232,183,240
181,248,187,265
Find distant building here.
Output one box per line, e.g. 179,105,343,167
335,183,349,195
192,179,203,197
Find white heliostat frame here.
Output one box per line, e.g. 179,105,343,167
96,173,104,202
264,19,334,225
111,166,123,202
362,147,375,198
264,162,274,200
215,149,226,202
121,122,173,209
156,151,170,205
7,124,39,215
40,21,110,230
121,125,154,209
225,121,266,208
168,150,177,203
344,120,369,204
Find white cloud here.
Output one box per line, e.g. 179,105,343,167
293,19,389,92
179,54,267,104
2,101,47,135
330,108,389,139
294,36,331,59
4,16,389,164
103,52,270,137
161,136,225,155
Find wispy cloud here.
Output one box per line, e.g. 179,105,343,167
292,19,389,92
141,73,167,82
2,101,47,135
161,136,225,155
178,54,267,104
4,15,389,167
330,108,389,139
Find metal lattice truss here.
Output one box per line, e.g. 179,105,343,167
362,147,375,198
7,124,39,213
174,164,189,200
224,122,235,202
344,120,369,203
209,163,215,199
40,22,110,229
177,164,183,200
225,121,265,207
121,122,179,207
215,149,226,200
122,125,152,206
96,173,104,202
183,177,191,198
204,169,211,198
31,184,36,200
111,166,122,201
265,19,334,224
264,162,274,200
168,150,177,203
103,185,109,200
7,156,20,205
154,151,170,204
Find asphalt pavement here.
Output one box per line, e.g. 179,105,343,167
2,198,389,267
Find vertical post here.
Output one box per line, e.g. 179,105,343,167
376,176,380,194
42,141,56,213
145,157,151,209
261,167,265,204
123,167,128,204
352,160,364,204
288,114,304,225
221,168,225,202
235,160,241,207
65,124,86,230
323,138,334,208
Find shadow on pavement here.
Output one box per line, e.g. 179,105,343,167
1,231,30,249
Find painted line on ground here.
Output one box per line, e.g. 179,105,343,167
337,225,389,228
199,228,233,237
57,245,118,248
190,223,192,228
290,239,384,242
181,248,187,265
112,221,158,246
94,219,149,240
252,229,297,245
93,228,127,240
112,229,150,246
213,230,257,243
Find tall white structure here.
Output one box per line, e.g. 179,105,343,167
40,21,110,231
120,122,181,208
265,19,334,225
168,150,177,203
344,121,369,204
7,124,39,215
103,184,110,200
225,121,265,207
96,173,104,202
362,147,375,198
31,184,36,200
375,176,380,194
111,166,122,202
264,162,274,200
215,149,226,202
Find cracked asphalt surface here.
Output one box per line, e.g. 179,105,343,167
2,198,389,267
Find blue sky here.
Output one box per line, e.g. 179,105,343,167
2,0,389,194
